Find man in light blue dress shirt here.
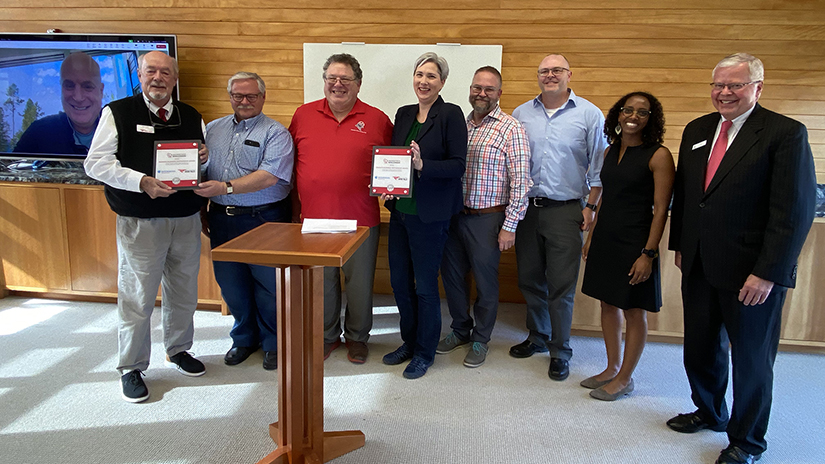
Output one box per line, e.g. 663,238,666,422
196,72,294,370
511,54,607,381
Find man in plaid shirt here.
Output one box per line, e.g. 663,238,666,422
436,66,532,368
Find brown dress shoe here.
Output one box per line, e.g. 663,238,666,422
345,340,368,364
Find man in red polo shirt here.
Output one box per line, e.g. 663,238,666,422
289,53,393,364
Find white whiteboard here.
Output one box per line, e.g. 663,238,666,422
303,43,503,120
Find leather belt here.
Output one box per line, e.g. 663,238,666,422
462,205,507,215
529,197,579,208
210,200,286,216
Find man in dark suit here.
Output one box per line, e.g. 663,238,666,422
668,53,816,464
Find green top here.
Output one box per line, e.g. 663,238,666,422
395,119,422,215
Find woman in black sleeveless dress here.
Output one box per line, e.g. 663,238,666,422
580,92,675,401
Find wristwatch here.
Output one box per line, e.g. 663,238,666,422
641,248,659,258
585,202,597,211
225,181,234,194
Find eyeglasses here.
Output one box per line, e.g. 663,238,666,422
537,67,569,78
470,85,499,94
620,107,651,118
324,75,357,85
710,81,760,91
230,93,261,103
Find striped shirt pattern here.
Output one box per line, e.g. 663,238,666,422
464,105,533,232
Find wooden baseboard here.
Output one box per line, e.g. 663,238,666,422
570,327,825,354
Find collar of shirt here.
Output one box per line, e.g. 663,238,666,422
233,111,265,130
318,98,365,122
467,104,503,128
67,113,99,149
714,104,757,151
721,104,756,133
531,89,577,113
142,93,174,118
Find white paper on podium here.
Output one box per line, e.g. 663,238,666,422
301,218,358,234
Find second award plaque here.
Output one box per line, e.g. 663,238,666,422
370,146,414,198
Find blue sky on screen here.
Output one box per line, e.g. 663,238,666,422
2,53,135,136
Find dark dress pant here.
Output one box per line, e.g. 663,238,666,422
682,254,785,455
515,202,583,360
388,209,450,365
440,211,504,344
209,203,290,352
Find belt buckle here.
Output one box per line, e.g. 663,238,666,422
531,197,544,208
225,206,236,216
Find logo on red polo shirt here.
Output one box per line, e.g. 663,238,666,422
351,121,366,133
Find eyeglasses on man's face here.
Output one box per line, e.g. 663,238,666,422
470,85,499,95
324,75,356,85
537,67,569,78
710,81,760,92
620,107,651,118
230,93,261,103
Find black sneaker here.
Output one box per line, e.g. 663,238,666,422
121,370,149,403
165,351,206,377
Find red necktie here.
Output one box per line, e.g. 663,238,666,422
157,108,168,122
704,120,732,191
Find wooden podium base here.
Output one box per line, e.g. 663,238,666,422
210,224,370,464
257,425,365,464
253,265,365,464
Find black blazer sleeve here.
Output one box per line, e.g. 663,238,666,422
388,96,467,223
752,115,816,285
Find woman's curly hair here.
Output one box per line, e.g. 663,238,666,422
603,91,665,146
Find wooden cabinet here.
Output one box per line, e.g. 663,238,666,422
0,184,70,291
0,182,222,308
3,181,823,348
375,212,825,350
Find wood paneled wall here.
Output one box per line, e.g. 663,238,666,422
2,0,823,178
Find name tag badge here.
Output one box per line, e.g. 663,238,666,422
137,124,155,134
243,139,261,147
692,140,707,150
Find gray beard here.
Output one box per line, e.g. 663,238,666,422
148,89,168,101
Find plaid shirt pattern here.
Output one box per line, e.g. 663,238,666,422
464,105,532,232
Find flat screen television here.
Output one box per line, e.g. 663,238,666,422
0,32,178,164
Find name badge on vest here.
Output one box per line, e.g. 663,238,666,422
137,124,155,134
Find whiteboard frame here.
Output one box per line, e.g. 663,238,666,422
303,43,503,120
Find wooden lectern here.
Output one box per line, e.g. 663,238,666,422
211,223,370,464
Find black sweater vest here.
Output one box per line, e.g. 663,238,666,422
104,95,206,218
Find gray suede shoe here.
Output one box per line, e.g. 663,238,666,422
463,342,488,368
589,378,634,401
436,331,470,354
580,375,615,389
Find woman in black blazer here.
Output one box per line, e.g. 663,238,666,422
382,52,467,379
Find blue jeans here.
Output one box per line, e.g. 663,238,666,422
209,202,290,352
388,210,450,365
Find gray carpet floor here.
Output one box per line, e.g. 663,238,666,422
0,294,823,464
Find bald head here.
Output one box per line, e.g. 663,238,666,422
537,53,572,109
60,52,103,134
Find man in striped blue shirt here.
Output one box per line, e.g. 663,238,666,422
196,72,294,370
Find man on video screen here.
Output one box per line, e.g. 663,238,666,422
13,51,104,155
